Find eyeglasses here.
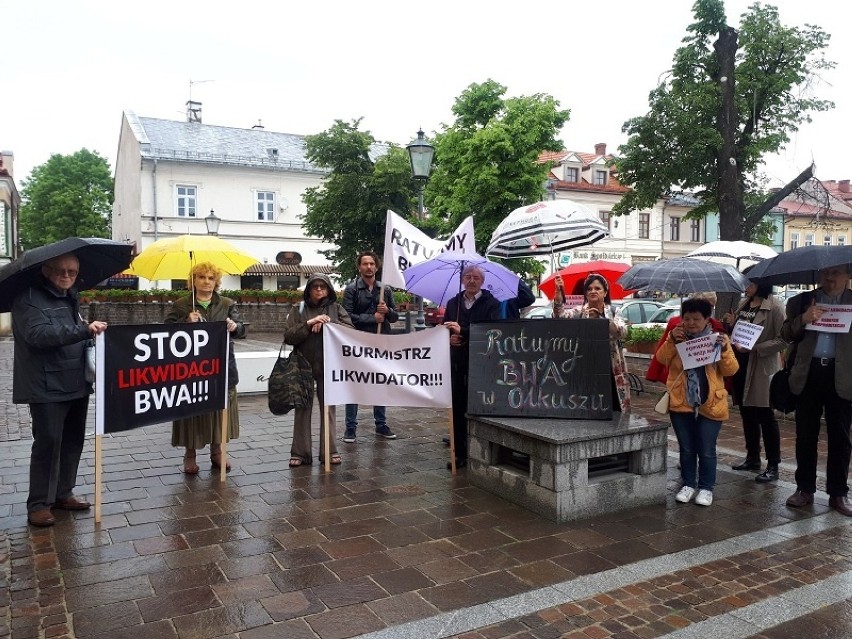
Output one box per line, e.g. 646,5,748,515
49,267,79,277
310,284,328,290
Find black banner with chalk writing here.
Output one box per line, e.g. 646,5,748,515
467,319,613,419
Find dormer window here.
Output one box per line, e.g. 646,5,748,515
565,167,579,182
594,170,607,186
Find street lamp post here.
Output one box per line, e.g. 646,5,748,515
406,129,435,331
205,209,221,236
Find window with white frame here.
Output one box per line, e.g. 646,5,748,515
805,233,814,246
824,234,832,246
594,170,607,186
176,185,197,217
839,235,846,246
565,167,579,182
670,217,681,241
639,213,650,239
256,191,275,221
599,210,611,230
690,219,701,242
790,233,799,249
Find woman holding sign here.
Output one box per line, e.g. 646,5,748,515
553,273,631,411
722,281,786,482
657,298,738,506
165,262,246,474
284,274,353,467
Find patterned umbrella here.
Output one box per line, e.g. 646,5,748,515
617,257,749,295
685,240,777,270
486,199,609,259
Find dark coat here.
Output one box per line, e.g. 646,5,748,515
12,279,92,404
444,289,501,369
342,277,399,334
164,292,245,388
499,280,536,319
284,274,353,375
782,288,852,399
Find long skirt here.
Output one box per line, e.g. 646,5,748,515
171,387,240,449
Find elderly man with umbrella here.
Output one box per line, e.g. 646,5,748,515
0,237,132,527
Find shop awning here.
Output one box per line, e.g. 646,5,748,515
243,264,336,275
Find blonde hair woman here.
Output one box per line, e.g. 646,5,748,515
164,262,245,474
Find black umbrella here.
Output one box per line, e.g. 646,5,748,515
0,237,134,312
744,245,852,286
617,257,749,296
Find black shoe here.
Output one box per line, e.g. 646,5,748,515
732,458,761,471
447,458,467,470
442,437,450,446
755,466,779,483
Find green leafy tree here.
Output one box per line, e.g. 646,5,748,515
302,119,417,280
19,149,114,249
613,0,833,241
426,79,569,278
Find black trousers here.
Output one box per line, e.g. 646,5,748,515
27,397,89,513
739,406,781,465
794,360,852,497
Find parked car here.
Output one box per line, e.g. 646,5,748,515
632,305,681,331
522,305,554,319
615,300,664,324
424,305,445,326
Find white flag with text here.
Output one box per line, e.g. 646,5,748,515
381,210,476,289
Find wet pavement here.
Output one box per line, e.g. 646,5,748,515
0,333,850,639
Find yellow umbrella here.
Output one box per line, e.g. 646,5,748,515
127,235,259,281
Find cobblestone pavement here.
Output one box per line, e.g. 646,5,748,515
0,334,849,639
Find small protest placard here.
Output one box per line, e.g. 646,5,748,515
563,295,585,307
805,304,852,333
675,334,721,370
731,321,764,350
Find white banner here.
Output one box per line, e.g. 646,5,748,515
322,323,452,408
675,334,722,370
731,320,764,350
805,304,852,333
381,209,476,289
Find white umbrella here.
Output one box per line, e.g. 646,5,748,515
486,199,609,260
685,240,776,270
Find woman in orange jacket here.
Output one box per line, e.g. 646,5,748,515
656,297,739,507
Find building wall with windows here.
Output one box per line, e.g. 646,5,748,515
113,110,338,291
541,144,703,269
778,179,852,254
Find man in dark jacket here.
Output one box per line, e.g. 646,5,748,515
341,251,399,442
442,264,501,468
499,279,536,319
780,266,852,516
12,253,108,527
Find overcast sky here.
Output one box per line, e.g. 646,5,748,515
4,0,850,189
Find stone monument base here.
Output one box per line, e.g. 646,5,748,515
467,413,669,522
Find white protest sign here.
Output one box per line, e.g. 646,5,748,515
675,334,722,370
322,323,452,408
731,321,764,350
805,304,852,333
381,210,476,289
564,295,585,307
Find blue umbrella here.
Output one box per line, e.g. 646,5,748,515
402,251,521,307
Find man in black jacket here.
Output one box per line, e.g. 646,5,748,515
341,251,399,442
13,253,108,527
442,264,501,468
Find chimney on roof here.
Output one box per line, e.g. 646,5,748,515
0,150,12,177
252,120,264,130
186,100,202,123
839,180,850,193
594,143,606,156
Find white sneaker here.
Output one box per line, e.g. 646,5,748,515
675,486,696,503
695,489,713,506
